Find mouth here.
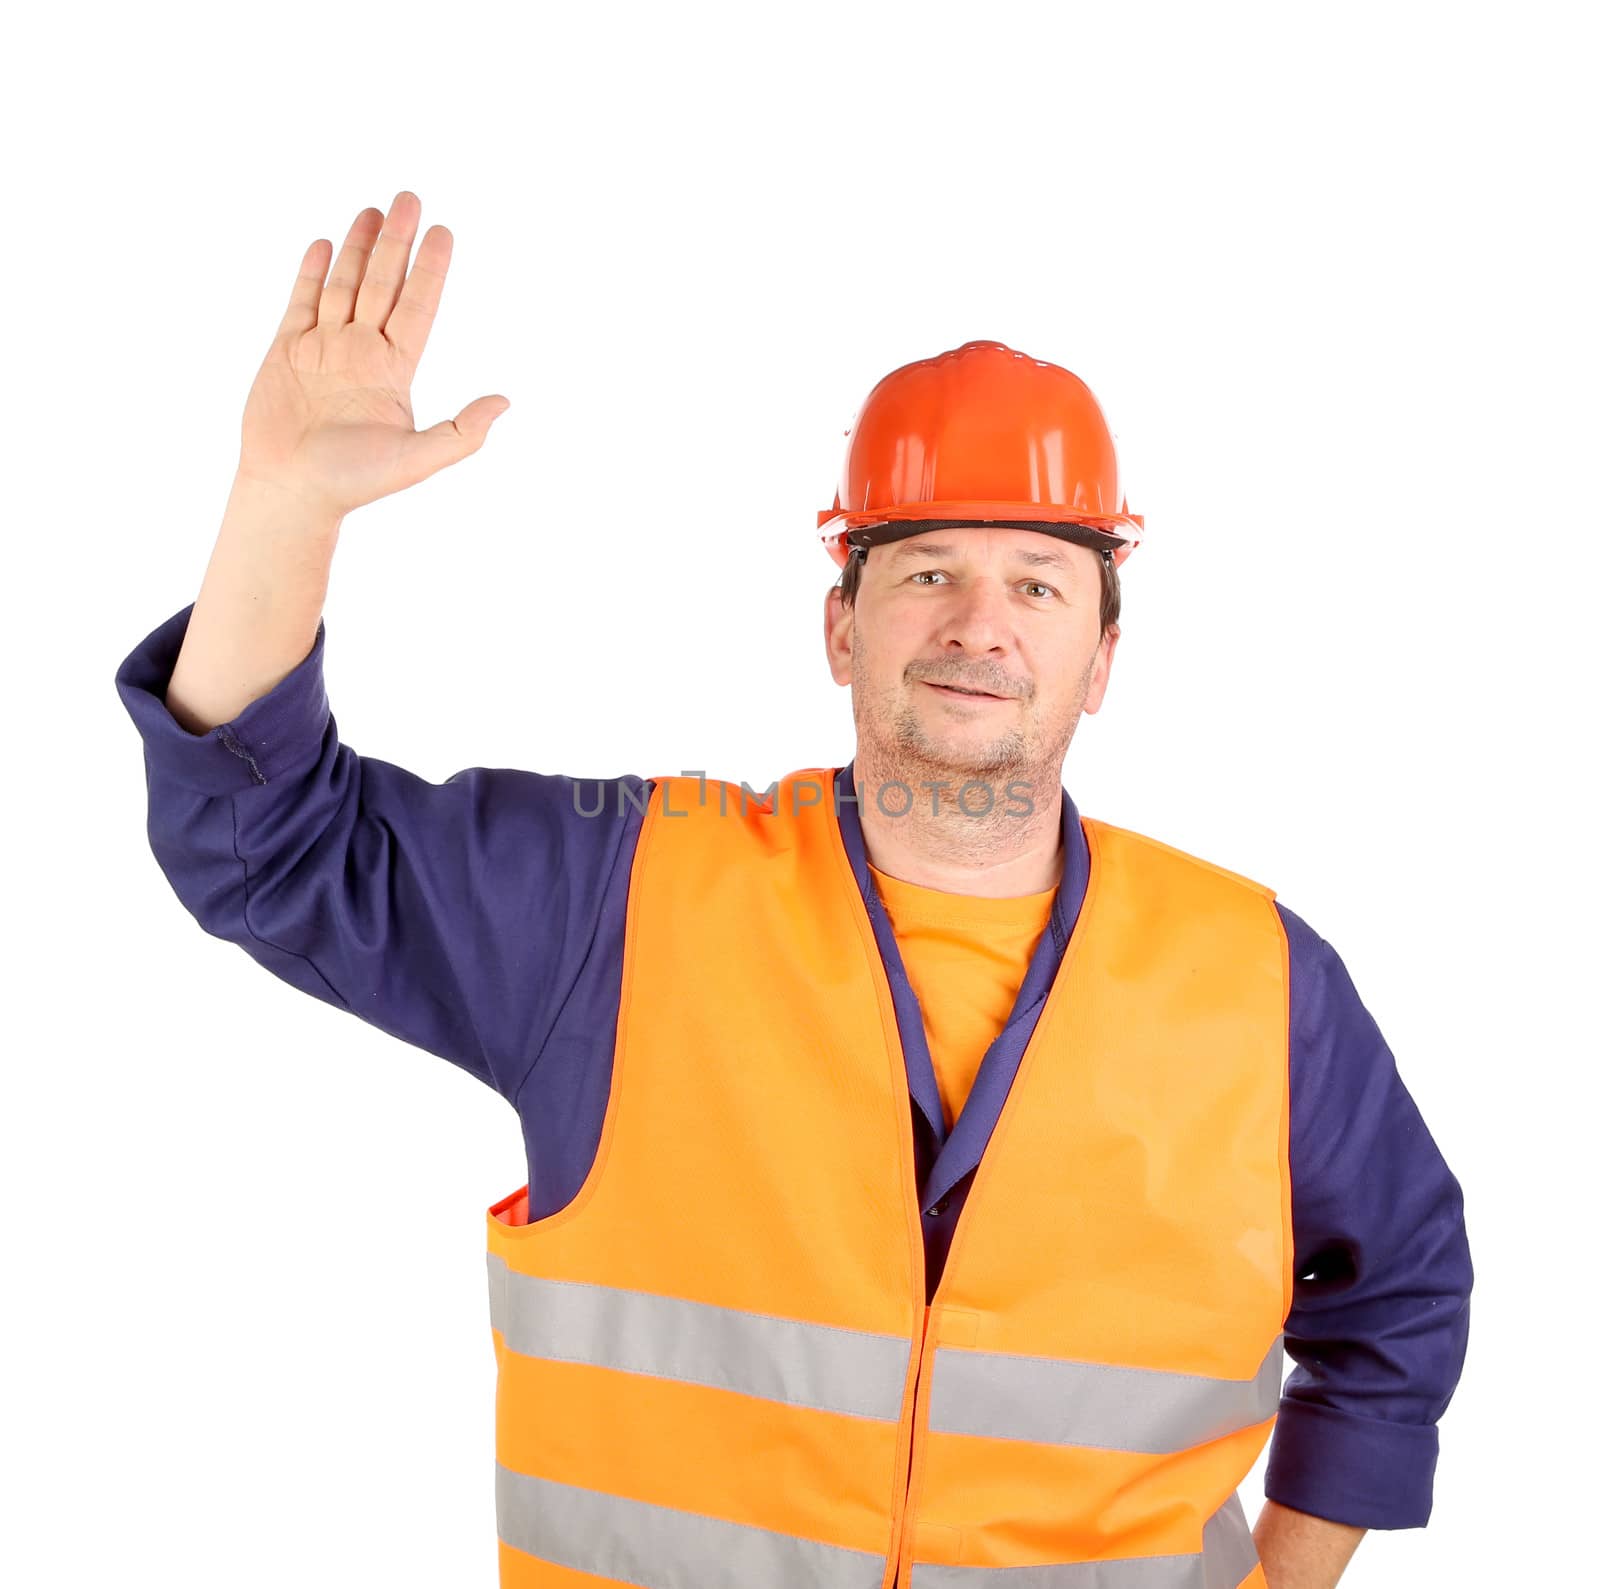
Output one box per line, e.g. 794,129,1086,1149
921,681,1012,703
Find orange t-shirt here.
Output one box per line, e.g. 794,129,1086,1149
866,862,1058,1133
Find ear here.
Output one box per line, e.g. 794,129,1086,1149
1082,622,1120,715
823,584,854,686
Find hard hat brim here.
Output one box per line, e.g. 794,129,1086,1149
819,506,1144,571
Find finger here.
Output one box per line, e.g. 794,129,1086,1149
274,238,333,341
384,225,453,374
317,206,385,329
354,190,422,329
404,394,512,480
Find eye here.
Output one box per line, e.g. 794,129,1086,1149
908,570,950,586
1021,580,1059,599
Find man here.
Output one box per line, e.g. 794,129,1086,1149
116,191,1471,1589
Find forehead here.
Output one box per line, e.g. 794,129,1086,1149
885,525,1088,570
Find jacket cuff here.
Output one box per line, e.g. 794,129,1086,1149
1264,1397,1439,1529
114,602,330,795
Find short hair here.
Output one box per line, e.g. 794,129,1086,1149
833,531,1121,634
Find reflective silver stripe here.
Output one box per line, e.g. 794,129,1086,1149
486,1253,911,1422
910,1492,1260,1589
929,1336,1284,1454
497,1462,889,1588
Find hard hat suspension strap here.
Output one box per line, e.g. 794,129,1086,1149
844,520,1123,577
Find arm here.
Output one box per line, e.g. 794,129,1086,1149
116,601,647,1101
1253,1499,1365,1588
163,187,507,735
114,190,639,1100
1259,905,1474,1555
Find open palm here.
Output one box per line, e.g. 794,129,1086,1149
238,191,508,517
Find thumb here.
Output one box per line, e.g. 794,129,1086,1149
407,394,512,478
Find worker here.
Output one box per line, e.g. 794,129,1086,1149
115,191,1471,1589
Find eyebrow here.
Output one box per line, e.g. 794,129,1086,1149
888,539,1075,571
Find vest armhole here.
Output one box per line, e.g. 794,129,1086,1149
518,776,673,1233
1273,900,1294,1322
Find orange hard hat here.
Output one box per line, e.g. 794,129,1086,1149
817,339,1145,571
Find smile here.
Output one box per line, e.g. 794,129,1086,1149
922,681,1011,703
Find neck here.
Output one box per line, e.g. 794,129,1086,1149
848,748,1064,897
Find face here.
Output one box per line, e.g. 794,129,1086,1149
823,524,1119,790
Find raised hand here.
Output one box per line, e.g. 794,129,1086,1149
236,190,509,518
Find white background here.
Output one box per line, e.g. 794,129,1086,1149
6,2,1593,1583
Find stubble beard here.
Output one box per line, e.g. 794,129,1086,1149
846,609,1098,822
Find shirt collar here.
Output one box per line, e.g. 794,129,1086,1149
831,758,1089,955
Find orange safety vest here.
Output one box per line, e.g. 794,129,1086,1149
486,767,1291,1588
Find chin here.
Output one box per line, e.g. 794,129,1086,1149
902,724,1030,779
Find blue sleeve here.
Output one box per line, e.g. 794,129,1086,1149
1264,903,1473,1530
114,602,650,1103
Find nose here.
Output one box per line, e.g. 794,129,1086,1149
935,573,1013,658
